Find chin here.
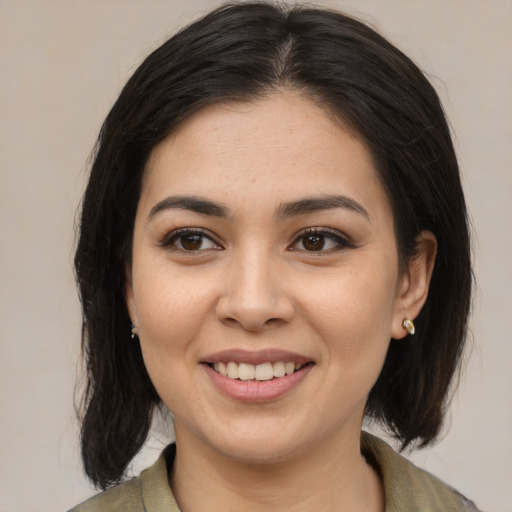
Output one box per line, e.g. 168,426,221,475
215,437,303,465
192,415,321,465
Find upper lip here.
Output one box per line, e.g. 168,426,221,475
201,349,313,366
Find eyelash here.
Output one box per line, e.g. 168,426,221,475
290,227,354,253
158,227,354,254
159,228,222,252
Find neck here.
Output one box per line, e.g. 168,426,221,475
169,425,384,512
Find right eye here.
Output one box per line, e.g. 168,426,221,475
161,229,221,252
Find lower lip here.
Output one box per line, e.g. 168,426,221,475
203,364,313,403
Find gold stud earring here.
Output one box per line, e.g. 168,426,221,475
402,318,415,335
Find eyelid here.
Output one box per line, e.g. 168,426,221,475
157,226,353,252
289,226,354,251
158,227,223,250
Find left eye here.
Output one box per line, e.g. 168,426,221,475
291,230,350,252
164,231,220,251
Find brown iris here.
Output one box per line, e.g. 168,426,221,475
302,234,325,251
180,234,204,250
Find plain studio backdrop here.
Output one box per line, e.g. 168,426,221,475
0,1,510,511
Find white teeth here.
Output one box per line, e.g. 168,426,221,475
227,361,238,379
238,363,255,381
285,362,295,375
212,360,307,380
255,362,274,381
218,361,227,377
272,361,286,378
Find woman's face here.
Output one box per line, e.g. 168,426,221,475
127,92,413,463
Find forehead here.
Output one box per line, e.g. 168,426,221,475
141,92,390,220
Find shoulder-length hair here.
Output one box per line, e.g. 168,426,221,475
75,1,472,489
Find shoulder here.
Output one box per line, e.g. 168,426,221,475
67,445,179,512
361,432,482,512
67,477,143,512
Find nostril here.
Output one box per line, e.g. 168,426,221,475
221,317,239,328
264,317,284,326
215,288,295,331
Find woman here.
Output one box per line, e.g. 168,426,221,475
71,2,479,511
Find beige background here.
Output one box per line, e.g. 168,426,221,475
0,1,510,511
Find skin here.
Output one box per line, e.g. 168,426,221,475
126,91,436,512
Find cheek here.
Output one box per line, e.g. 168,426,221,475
133,266,217,366
303,267,397,371
134,271,216,413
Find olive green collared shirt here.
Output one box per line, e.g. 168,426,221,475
69,432,481,512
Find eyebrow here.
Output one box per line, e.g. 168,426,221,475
148,195,229,221
147,193,370,223
275,195,370,222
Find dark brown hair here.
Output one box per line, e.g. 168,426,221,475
75,1,472,489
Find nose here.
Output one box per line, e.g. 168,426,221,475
215,249,295,332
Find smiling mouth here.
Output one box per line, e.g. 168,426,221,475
207,361,313,381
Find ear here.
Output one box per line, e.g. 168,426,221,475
125,265,139,328
391,231,437,339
